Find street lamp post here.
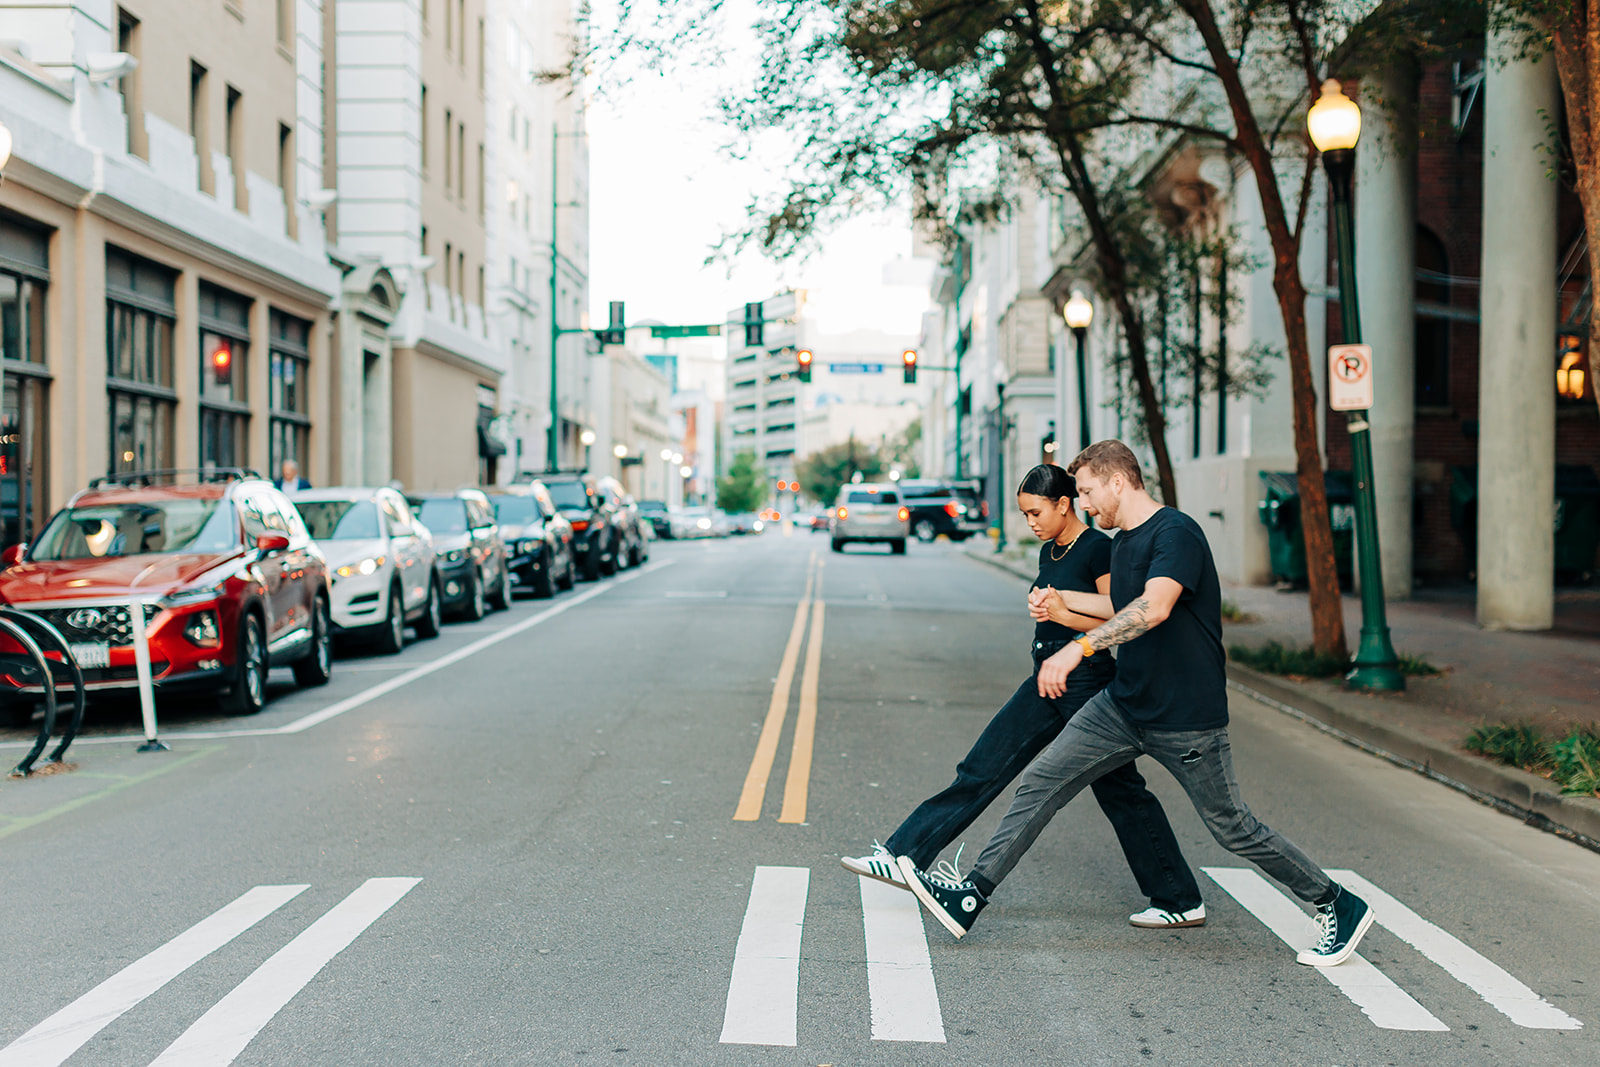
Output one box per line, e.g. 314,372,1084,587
995,382,1011,550
1064,290,1094,452
1308,80,1404,692
547,124,587,474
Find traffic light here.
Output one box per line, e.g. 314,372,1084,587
796,348,814,382
902,348,918,384
210,340,232,386
744,301,764,347
595,301,626,345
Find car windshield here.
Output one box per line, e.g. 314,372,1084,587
31,499,238,560
492,495,542,524
846,489,898,504
545,481,592,509
415,499,468,533
295,500,380,540
637,500,667,514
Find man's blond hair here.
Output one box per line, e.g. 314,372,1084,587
1067,440,1145,489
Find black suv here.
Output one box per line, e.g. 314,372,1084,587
541,473,621,581
899,480,991,543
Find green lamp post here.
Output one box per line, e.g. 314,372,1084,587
1308,80,1405,692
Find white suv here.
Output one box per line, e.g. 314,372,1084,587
830,484,910,555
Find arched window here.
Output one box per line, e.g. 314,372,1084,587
1415,227,1451,407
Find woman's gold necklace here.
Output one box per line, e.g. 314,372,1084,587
1049,528,1085,562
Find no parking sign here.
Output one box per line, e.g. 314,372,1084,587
1329,344,1374,411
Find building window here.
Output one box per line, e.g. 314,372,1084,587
276,0,293,47
191,61,212,194
226,85,247,211
1,216,51,552
443,107,453,195
106,248,178,475
269,310,311,478
1415,226,1451,408
198,282,252,471
118,9,145,159
420,85,430,177
278,122,296,237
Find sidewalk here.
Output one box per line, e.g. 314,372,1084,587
963,540,1600,848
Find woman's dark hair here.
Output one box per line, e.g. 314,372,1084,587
1017,464,1076,501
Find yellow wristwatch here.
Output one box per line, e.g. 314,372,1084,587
1074,635,1096,657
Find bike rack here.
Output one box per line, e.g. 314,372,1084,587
2,609,87,778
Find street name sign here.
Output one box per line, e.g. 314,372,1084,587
1329,344,1374,411
651,324,723,338
828,363,884,374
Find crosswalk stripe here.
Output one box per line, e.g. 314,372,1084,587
720,866,810,1046
1203,867,1449,1031
147,877,421,1066
0,885,309,1067
1326,870,1582,1030
858,877,945,1043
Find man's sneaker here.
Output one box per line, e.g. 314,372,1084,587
1296,885,1375,967
841,843,906,889
1128,904,1207,929
896,855,987,938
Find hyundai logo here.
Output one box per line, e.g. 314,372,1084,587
66,608,105,630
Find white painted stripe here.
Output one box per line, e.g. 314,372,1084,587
1203,867,1448,1031
0,562,673,750
859,877,945,1043
148,877,421,1066
1327,870,1582,1030
720,866,810,1046
0,885,308,1067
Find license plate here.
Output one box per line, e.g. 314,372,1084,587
69,642,111,669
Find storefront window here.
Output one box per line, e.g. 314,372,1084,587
106,248,178,475
269,310,311,477
0,218,51,551
198,282,251,472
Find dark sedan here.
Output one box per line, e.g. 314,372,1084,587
484,482,576,598
407,489,511,620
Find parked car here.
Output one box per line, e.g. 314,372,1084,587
0,470,333,716
808,509,831,533
727,512,763,535
595,476,649,568
830,483,910,554
672,506,720,539
636,499,673,539
407,489,511,619
289,487,442,653
542,473,621,580
483,482,576,598
899,479,991,543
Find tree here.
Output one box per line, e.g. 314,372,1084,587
717,450,769,512
881,417,923,477
795,434,885,504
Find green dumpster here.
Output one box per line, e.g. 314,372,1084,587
1451,465,1599,580
1257,471,1353,587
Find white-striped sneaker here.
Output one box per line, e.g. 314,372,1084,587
1128,904,1207,928
840,843,907,888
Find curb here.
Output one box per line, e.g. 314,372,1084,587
1226,664,1600,853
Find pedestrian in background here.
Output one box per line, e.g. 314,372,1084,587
275,459,311,491
898,441,1374,968
843,463,1205,929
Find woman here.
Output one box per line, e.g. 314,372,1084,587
841,464,1204,928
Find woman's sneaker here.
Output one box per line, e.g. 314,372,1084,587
896,855,987,938
1296,885,1375,967
840,843,906,889
1128,904,1206,929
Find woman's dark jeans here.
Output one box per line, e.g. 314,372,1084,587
884,642,1202,912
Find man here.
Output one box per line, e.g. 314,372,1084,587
275,459,311,491
898,440,1374,968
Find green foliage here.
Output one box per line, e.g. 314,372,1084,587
716,451,768,513
1219,599,1255,623
1465,723,1600,797
1228,641,1348,679
1549,729,1600,796
1396,653,1441,677
1465,723,1553,772
794,434,885,506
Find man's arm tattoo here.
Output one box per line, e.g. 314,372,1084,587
1087,597,1154,651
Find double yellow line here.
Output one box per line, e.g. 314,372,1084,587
734,552,824,824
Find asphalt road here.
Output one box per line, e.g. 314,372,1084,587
2,530,1596,1066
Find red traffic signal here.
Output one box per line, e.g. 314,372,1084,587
210,340,233,385
797,348,814,382
777,480,791,492
902,348,918,384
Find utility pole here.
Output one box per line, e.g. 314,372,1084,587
546,123,561,473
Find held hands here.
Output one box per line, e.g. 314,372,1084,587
1028,585,1065,623
1037,642,1083,699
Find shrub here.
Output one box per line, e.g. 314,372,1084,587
1548,729,1600,796
1228,641,1347,678
1464,723,1600,797
1464,723,1552,772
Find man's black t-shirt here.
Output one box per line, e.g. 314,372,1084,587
1032,528,1113,644
1106,508,1227,729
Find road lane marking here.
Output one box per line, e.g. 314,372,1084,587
148,877,421,1066
720,866,810,1046
0,884,308,1067
734,555,816,821
0,562,674,750
1203,867,1448,1031
859,877,945,1043
1326,870,1582,1030
0,747,220,842
777,598,825,824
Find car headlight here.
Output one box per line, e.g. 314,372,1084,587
518,539,539,554
442,549,465,563
336,556,386,579
697,518,711,529
182,609,222,647
161,583,225,609
752,520,764,532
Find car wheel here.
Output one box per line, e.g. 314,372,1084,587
599,536,617,576
488,559,512,611
583,545,601,582
415,575,444,638
293,597,334,687
460,569,488,620
532,548,557,598
558,552,576,591
831,538,845,553
891,539,907,555
913,519,937,543
375,581,405,655
221,613,267,716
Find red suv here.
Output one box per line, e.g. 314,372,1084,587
0,471,333,716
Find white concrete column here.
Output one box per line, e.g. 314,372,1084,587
1355,64,1418,600
1477,36,1558,630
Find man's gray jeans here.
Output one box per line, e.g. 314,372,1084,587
971,688,1334,904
